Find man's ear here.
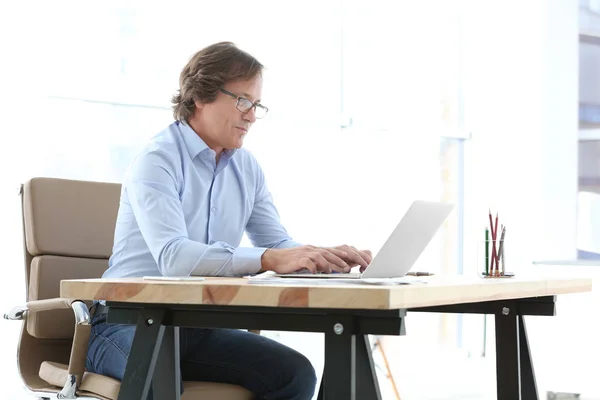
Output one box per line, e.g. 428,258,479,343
194,100,204,110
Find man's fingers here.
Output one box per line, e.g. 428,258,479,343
293,246,370,274
349,246,372,267
298,257,317,273
351,246,372,267
329,246,361,265
327,247,350,260
320,250,351,272
336,245,369,268
312,252,332,272
359,249,373,264
310,252,347,273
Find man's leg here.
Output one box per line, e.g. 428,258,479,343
180,328,317,400
86,314,135,379
88,316,316,400
86,314,164,400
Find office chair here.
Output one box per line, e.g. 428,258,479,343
4,177,254,400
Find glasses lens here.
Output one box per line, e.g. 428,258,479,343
237,98,268,119
254,105,268,119
237,98,253,113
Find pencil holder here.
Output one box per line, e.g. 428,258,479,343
477,239,513,278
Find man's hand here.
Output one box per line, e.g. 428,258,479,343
330,245,373,272
260,245,354,274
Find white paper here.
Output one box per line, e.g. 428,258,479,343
244,270,277,279
245,276,424,286
244,270,425,285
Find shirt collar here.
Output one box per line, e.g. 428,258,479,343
178,121,209,160
177,120,237,161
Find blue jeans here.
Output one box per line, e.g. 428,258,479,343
86,314,317,400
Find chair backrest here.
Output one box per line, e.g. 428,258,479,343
18,177,121,391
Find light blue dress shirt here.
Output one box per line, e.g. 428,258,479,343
103,120,301,278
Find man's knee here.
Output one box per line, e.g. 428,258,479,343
290,353,317,397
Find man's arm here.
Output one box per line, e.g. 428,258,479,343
126,150,266,277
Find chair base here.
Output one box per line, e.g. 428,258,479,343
26,390,104,400
38,361,254,400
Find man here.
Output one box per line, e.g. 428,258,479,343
86,41,372,400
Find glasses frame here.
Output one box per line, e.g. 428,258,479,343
219,88,268,119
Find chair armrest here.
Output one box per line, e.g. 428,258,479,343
4,298,91,398
4,305,28,320
28,298,78,312
4,298,83,320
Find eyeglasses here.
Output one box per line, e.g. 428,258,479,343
219,88,268,119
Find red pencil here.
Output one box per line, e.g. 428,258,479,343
488,211,495,273
494,213,500,274
488,210,499,274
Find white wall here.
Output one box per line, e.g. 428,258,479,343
460,0,583,395
461,0,578,276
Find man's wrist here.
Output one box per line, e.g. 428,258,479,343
260,249,276,272
230,247,268,276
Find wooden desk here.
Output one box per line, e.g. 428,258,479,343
61,276,592,400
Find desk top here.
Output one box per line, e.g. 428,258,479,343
60,275,592,310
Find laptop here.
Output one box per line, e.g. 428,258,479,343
275,200,454,280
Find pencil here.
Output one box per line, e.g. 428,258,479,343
485,227,489,276
488,211,498,274
494,213,500,275
498,226,506,275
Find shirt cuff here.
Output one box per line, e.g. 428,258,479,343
232,247,268,275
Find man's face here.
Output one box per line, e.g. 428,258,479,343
194,74,263,152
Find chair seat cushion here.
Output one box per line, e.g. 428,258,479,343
39,361,254,400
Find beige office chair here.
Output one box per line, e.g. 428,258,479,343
4,177,254,400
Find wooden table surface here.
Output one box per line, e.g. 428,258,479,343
60,275,592,310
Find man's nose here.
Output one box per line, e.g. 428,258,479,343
243,107,257,123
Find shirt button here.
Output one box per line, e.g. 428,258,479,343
211,207,216,213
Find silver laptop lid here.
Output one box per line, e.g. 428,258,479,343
361,200,454,278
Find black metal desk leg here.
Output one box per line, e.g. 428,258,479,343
519,316,538,400
495,309,521,400
153,326,181,400
355,335,382,400
317,367,324,400
322,323,356,400
117,308,166,400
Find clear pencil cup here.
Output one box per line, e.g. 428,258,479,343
477,239,513,278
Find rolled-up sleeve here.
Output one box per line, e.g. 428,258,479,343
126,150,265,276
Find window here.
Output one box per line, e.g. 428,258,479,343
578,1,600,259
